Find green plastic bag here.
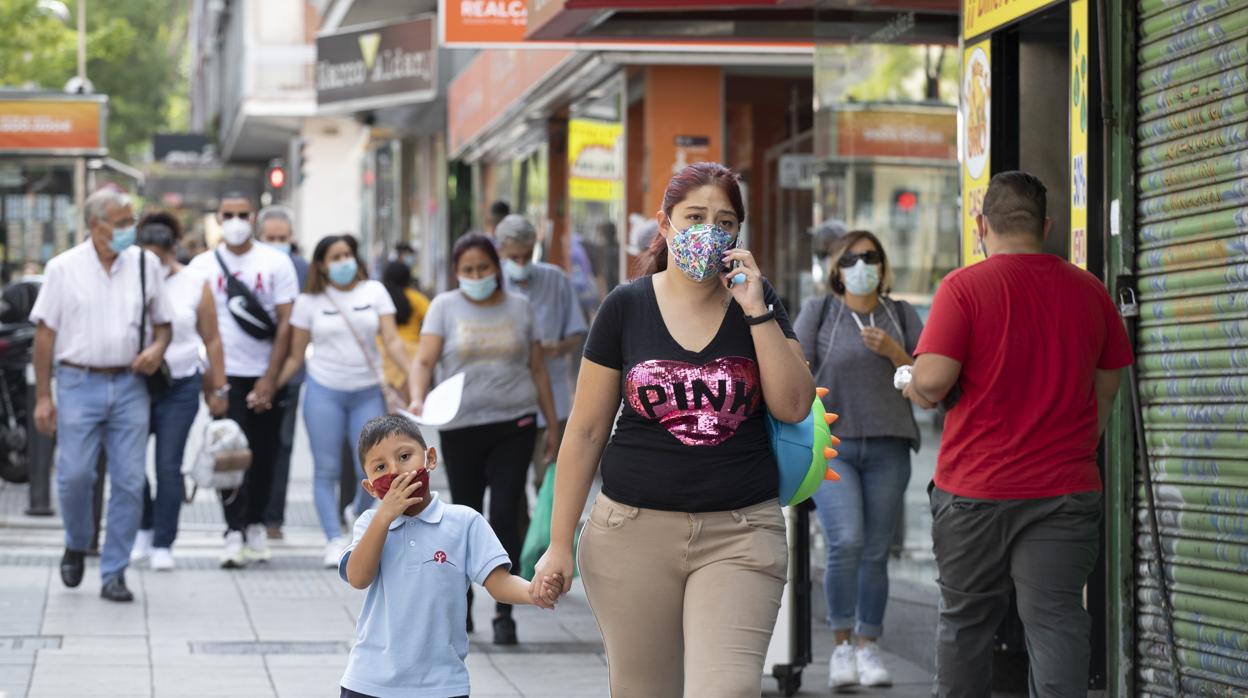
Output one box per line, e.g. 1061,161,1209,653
520,464,577,580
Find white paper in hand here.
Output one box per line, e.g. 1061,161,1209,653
402,372,465,427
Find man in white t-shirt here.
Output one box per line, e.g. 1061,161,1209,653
188,193,299,568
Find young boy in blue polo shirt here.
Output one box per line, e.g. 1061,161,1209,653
339,415,560,698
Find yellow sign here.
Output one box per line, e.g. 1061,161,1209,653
1070,0,1089,268
961,39,991,267
568,118,623,202
963,0,1059,41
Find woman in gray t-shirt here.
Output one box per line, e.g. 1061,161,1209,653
409,234,559,646
792,230,923,689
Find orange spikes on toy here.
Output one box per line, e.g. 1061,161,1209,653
825,412,839,425
824,447,838,461
816,387,829,398
830,435,841,446
824,468,840,481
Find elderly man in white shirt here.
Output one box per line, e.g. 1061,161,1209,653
31,188,172,603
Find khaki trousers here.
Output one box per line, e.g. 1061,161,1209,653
579,493,788,698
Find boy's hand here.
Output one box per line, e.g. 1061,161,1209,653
539,573,565,607
376,471,424,522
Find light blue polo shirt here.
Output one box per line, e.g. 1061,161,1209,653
338,492,510,698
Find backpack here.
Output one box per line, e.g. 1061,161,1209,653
186,419,252,501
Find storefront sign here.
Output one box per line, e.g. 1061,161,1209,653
568,119,623,202
1069,0,1089,269
0,96,106,155
779,154,818,190
441,0,528,46
447,48,575,156
835,109,957,161
317,16,436,112
963,0,1059,40
961,39,991,267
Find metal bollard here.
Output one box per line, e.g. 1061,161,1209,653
25,381,55,516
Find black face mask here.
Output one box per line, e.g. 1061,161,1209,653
140,224,176,251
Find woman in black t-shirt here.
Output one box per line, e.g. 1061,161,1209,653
531,162,815,697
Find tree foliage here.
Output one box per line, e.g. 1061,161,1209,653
0,0,188,163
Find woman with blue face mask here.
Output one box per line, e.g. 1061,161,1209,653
791,230,925,689
408,234,560,646
275,234,414,568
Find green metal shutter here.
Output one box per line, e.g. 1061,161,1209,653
1133,0,1248,694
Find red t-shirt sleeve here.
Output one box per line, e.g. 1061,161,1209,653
915,275,971,362
1098,291,1134,369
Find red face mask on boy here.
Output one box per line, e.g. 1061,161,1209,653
372,468,429,502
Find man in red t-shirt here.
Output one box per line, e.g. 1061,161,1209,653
903,171,1133,697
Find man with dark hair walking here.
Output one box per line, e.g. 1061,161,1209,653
189,193,299,567
484,200,510,238
904,171,1133,697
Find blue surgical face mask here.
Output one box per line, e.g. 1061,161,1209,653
459,274,498,301
327,258,358,286
266,241,292,255
109,225,136,253
842,259,881,296
502,258,531,282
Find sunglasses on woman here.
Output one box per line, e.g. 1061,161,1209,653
221,211,251,220
838,250,881,267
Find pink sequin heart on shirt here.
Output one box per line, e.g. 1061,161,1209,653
625,357,762,446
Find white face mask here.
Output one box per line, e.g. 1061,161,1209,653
221,217,253,246
842,260,881,296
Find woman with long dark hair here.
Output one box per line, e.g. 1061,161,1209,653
378,260,430,403
532,162,815,696
409,234,559,646
130,211,229,571
276,234,414,567
793,230,923,688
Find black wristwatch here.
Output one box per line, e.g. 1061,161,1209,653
743,304,776,326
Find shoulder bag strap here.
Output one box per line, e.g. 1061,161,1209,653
139,249,148,355
811,293,834,372
323,289,386,384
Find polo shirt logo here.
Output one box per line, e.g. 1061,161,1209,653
426,550,456,567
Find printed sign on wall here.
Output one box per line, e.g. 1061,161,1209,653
1070,0,1089,269
961,39,991,267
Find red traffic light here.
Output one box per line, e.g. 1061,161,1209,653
268,166,286,189
896,191,917,211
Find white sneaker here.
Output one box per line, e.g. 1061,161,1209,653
244,523,271,563
220,531,247,569
150,547,175,571
856,643,893,687
130,529,153,562
323,537,347,569
828,641,858,689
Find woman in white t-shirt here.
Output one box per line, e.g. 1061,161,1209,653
277,234,414,566
131,211,229,571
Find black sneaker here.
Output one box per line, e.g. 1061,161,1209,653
60,549,85,588
492,616,517,646
100,574,134,603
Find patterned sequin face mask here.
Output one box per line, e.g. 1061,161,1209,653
669,223,737,283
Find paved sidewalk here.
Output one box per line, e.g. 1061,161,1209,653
0,412,937,697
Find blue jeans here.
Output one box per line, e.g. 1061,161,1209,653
141,374,202,548
55,366,150,582
303,377,384,541
811,436,911,639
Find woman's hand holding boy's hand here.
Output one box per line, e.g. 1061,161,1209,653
376,471,424,522
531,547,575,608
